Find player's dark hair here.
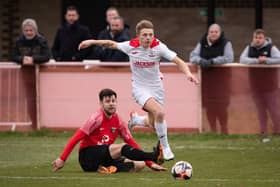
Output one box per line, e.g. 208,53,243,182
99,88,117,101
136,19,154,35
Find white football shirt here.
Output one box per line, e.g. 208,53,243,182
117,38,177,86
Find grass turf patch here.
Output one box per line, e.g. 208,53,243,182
0,131,279,187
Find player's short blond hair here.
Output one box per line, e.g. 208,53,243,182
136,20,154,35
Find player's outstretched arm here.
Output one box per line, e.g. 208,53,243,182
78,39,118,50
52,129,86,172
172,56,199,85
52,158,65,172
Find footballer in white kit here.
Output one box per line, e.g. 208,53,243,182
117,38,176,106
78,19,199,161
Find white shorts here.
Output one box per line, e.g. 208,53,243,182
132,84,165,107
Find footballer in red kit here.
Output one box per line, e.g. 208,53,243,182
53,88,166,173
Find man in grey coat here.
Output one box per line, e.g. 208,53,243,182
240,29,280,134
189,23,234,134
190,23,234,68
240,29,280,64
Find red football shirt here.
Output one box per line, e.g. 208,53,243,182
59,108,152,167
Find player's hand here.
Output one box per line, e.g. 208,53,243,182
187,73,199,85
78,40,94,50
149,163,167,171
52,158,65,172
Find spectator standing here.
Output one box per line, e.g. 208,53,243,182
190,23,234,68
190,23,234,134
52,6,92,61
11,18,50,129
96,17,131,61
12,18,50,64
240,29,280,134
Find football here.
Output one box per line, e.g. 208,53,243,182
171,161,193,180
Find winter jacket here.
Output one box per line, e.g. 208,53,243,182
95,27,131,62
11,34,51,64
52,22,92,61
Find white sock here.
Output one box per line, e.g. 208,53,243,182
154,121,170,149
132,114,146,126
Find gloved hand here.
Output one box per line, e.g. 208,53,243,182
199,58,213,69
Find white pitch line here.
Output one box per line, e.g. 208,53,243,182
194,178,280,183
0,176,279,183
174,145,280,151
0,176,118,180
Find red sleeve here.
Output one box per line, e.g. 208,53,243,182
59,129,86,161
118,116,153,167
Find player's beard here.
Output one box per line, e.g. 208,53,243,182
103,107,116,117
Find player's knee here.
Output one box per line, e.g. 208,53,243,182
155,110,165,121
109,143,127,159
111,143,126,149
119,143,127,149
121,143,127,146
133,161,145,172
147,120,154,127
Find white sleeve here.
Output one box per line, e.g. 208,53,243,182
116,41,130,55
159,42,177,61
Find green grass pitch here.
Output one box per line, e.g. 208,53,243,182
0,131,279,187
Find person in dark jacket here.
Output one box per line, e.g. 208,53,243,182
240,29,280,134
95,16,130,62
240,29,280,64
11,18,51,64
190,23,234,134
52,6,92,61
11,18,50,128
190,23,234,68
